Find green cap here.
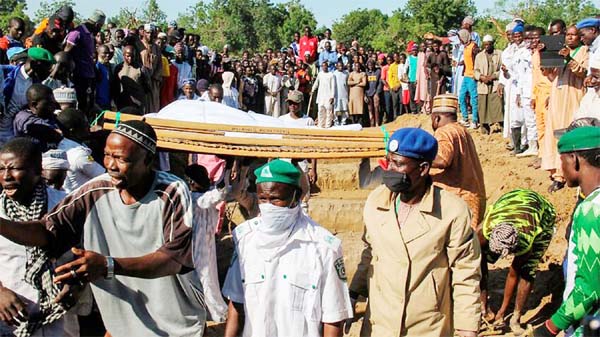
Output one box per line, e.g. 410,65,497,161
28,47,55,64
557,126,600,154
254,159,301,187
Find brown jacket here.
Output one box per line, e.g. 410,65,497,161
350,184,481,337
473,49,502,95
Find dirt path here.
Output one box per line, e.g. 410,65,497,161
207,114,574,336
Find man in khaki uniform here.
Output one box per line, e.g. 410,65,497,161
348,127,481,337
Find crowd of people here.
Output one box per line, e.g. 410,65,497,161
0,4,598,337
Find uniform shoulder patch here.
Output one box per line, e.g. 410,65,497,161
321,233,341,250
334,257,347,281
232,220,254,243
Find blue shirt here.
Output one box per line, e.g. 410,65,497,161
319,50,338,72
408,55,418,82
96,62,111,108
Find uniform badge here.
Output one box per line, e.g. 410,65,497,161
261,166,273,178
389,139,399,152
334,257,347,281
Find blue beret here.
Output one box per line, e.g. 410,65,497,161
576,18,600,30
387,128,438,162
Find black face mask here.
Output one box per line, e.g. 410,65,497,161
382,169,412,193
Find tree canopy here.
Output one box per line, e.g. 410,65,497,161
33,0,78,23
0,0,597,54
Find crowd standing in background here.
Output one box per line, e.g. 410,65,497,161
0,4,598,337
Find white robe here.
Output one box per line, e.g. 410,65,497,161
312,71,336,107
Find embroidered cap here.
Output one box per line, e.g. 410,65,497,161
432,94,459,114
112,120,157,155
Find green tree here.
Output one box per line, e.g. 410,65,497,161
485,0,598,28
176,2,210,34
0,0,32,34
277,0,317,49
403,0,476,37
332,9,388,49
252,0,286,51
33,0,78,23
109,7,142,29
141,0,167,28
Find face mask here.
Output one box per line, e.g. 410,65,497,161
258,203,301,234
382,169,412,193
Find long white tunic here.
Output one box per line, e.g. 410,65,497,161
312,72,336,106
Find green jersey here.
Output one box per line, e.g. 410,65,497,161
551,187,600,336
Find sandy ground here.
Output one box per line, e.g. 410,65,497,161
205,114,574,337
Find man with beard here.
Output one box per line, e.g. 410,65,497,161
349,128,481,337
0,120,206,336
0,138,79,336
65,10,106,116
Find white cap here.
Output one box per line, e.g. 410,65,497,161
53,86,77,104
483,35,494,43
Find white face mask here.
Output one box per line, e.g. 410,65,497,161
258,203,301,234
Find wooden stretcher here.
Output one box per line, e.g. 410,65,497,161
103,112,402,159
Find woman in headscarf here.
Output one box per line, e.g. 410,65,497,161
177,78,201,100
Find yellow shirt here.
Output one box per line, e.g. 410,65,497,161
387,63,400,90
161,56,170,77
464,43,476,78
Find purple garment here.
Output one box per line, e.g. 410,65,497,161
13,109,61,150
66,25,96,79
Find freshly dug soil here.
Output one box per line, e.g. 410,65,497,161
206,114,574,336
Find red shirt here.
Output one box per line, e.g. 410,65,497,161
299,35,318,62
160,64,178,108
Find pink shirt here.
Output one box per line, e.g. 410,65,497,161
381,65,390,91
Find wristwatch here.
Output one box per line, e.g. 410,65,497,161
105,256,115,280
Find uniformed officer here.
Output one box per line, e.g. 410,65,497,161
222,159,353,337
348,128,481,337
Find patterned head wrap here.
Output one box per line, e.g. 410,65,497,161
111,120,157,154
182,78,196,87
488,222,518,257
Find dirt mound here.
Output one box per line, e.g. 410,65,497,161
208,114,574,336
